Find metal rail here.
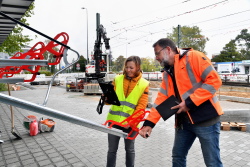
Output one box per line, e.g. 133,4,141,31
0,59,48,66
0,78,24,83
42,48,79,106
0,93,128,138
222,81,250,87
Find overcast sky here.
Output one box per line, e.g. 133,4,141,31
23,0,250,62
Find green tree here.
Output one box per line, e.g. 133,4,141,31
212,40,242,62
167,25,208,53
0,83,7,92
0,3,34,91
0,3,35,55
114,55,126,72
41,39,56,71
141,57,156,72
72,55,87,72
153,59,162,71
235,29,250,59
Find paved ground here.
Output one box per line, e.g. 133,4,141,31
0,84,249,167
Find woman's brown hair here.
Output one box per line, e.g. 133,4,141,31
122,56,142,77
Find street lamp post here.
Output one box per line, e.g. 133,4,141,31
232,56,235,73
82,7,89,65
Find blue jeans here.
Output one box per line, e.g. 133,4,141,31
172,121,223,167
107,133,135,167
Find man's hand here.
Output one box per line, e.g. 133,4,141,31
101,94,108,103
139,126,152,138
171,101,190,114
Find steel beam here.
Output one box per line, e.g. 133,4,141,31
0,78,24,83
0,93,128,138
0,59,48,66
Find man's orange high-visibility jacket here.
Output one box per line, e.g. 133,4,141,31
145,48,223,126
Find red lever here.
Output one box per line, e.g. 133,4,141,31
103,109,150,140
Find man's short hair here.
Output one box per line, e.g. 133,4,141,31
153,38,178,53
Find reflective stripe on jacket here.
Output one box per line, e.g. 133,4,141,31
107,75,149,123
146,48,223,125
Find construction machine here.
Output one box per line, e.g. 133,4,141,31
84,13,116,95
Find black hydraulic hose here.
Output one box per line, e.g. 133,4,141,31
0,11,70,49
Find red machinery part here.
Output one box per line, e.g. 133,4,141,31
103,109,150,140
0,32,69,82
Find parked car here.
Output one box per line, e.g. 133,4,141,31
218,71,231,74
218,71,231,81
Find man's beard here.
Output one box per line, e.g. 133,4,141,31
160,56,170,67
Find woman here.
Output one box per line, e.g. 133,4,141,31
106,56,149,167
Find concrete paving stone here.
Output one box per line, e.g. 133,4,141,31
54,160,70,167
21,158,36,166
50,156,64,163
37,142,50,148
13,140,25,147
64,153,76,159
3,149,16,157
5,151,18,159
91,160,104,167
237,160,249,166
44,148,57,155
16,148,30,156
55,146,68,152
24,164,39,167
59,150,71,155
6,161,21,167
19,154,33,161
232,155,243,161
44,165,55,167
0,161,5,166
67,157,81,164
6,156,19,164
37,159,52,166
30,148,43,154
2,143,14,151
72,162,88,167
236,149,245,154
223,154,235,161
33,151,46,157
35,155,48,161
240,152,250,158
41,145,54,151
77,156,90,164
48,152,60,158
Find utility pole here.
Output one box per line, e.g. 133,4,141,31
177,25,181,48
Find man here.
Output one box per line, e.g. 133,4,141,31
140,38,223,167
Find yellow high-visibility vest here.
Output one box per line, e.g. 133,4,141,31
106,75,149,123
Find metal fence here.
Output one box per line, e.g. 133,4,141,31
220,74,250,87
142,72,162,81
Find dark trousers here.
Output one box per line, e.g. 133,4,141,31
172,121,223,167
106,133,135,167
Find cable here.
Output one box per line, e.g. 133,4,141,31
111,8,250,48
112,0,229,33
190,9,250,26
111,0,187,25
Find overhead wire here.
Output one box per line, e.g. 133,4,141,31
111,0,230,38
112,2,249,48
110,0,232,48
111,0,188,25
